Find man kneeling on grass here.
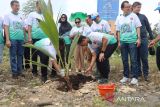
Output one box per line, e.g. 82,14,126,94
77,32,117,83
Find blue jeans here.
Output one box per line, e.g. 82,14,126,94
0,44,4,63
120,43,138,79
10,40,24,74
137,38,149,77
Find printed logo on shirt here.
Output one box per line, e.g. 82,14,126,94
13,21,23,30
121,23,132,34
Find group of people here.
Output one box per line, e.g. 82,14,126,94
0,0,160,84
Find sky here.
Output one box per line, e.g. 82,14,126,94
0,0,160,27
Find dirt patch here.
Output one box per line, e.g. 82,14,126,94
56,74,95,92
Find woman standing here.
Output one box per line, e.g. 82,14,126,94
70,18,85,72
58,14,72,64
115,1,142,85
50,14,72,78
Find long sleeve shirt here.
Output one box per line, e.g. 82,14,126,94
136,13,154,40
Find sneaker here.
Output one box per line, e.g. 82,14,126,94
120,77,129,83
41,76,47,83
12,74,18,79
69,69,72,72
144,76,149,82
130,78,138,85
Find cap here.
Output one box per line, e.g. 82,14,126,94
155,2,160,11
91,12,99,20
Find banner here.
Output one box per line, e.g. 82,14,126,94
97,0,119,21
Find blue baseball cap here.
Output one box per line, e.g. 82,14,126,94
155,2,160,11
91,12,99,20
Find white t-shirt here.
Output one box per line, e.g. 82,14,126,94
27,12,44,26
87,32,117,53
3,12,25,40
82,26,92,37
70,26,92,37
70,26,84,37
91,20,111,33
115,12,142,43
27,12,47,39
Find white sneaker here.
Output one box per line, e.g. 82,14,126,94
130,78,138,85
120,77,129,83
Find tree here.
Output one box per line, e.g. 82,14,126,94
22,0,37,17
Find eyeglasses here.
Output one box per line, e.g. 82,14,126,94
124,6,131,8
61,17,66,19
75,21,80,24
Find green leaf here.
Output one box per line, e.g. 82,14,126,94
47,0,53,17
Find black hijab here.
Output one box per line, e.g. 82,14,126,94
58,14,72,36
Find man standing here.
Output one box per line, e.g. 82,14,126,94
27,1,49,82
91,13,111,34
115,1,141,85
132,2,154,81
4,0,25,79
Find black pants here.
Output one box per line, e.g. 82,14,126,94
32,39,49,77
59,38,71,66
23,47,30,69
96,43,118,79
156,46,160,71
65,44,71,62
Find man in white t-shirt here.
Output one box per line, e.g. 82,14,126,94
115,1,141,85
4,0,25,79
91,13,111,34
27,1,49,82
78,32,117,83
